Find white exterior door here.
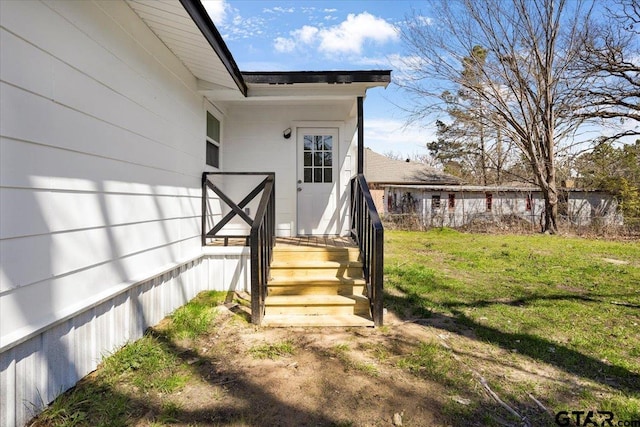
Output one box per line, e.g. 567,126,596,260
297,128,339,235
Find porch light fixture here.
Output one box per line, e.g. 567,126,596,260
283,127,292,139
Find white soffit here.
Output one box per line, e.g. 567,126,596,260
126,0,242,98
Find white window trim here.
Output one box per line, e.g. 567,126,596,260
206,107,223,170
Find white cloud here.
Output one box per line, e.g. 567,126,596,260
293,25,319,44
218,9,267,41
271,12,398,57
274,37,296,53
264,6,295,14
417,16,434,26
271,25,319,53
318,13,398,55
202,0,228,24
324,8,337,13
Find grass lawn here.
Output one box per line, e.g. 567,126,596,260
385,229,640,423
29,230,639,427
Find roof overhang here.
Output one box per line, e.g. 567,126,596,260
242,71,391,85
126,0,247,99
239,71,391,101
127,1,392,104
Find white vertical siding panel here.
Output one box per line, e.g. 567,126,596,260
92,302,116,363
14,338,45,425
1,255,248,426
0,349,17,427
208,257,222,292
202,255,250,293
188,260,198,299
111,293,131,352
138,279,155,330
129,285,148,340
148,277,162,330
73,308,99,381
41,321,75,405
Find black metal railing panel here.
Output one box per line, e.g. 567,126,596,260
202,172,276,325
350,174,384,326
250,175,275,325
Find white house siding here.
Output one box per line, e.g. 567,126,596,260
223,102,357,237
384,188,543,227
0,2,246,425
564,191,621,226
384,187,620,228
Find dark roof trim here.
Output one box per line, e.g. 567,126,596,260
242,70,392,85
179,0,248,97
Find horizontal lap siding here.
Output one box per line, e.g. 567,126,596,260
0,2,250,425
0,7,227,426
0,0,207,344
224,104,357,237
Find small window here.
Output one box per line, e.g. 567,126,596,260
302,134,333,183
206,111,220,168
432,195,441,211
486,193,493,211
448,194,455,209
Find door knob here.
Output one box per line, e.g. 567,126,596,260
297,187,302,192
297,180,302,184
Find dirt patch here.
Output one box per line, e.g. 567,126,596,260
132,308,446,426
602,257,630,265
112,306,590,427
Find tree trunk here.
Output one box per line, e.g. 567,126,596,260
479,112,487,186
540,178,559,234
543,192,558,234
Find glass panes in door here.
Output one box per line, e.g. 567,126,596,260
303,135,333,183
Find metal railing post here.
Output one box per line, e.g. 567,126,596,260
350,173,384,326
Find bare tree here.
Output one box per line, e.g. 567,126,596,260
398,0,595,233
574,0,640,140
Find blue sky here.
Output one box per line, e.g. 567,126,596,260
203,0,430,158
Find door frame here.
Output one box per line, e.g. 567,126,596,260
291,121,346,236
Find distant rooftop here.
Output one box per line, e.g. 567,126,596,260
364,148,461,185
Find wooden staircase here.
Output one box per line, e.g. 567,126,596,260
262,243,374,327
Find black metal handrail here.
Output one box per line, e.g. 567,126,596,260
350,174,384,326
249,175,275,325
202,172,276,325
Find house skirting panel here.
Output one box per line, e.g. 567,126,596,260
0,250,249,427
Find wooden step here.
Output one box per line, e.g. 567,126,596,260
270,260,363,278
262,314,374,327
264,242,372,327
264,294,370,316
267,277,366,296
273,246,361,262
